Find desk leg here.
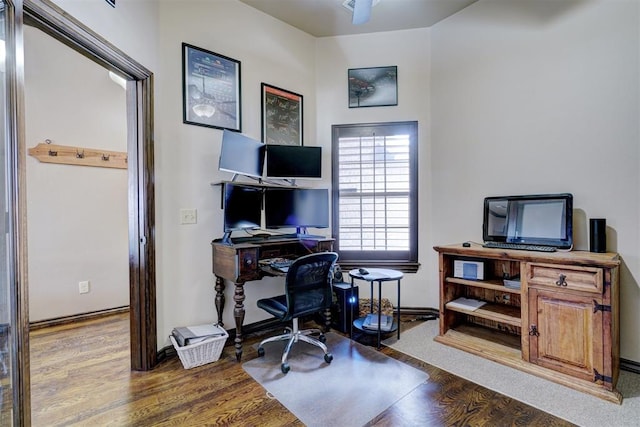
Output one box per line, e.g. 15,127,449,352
214,275,225,327
323,307,331,332
233,280,246,362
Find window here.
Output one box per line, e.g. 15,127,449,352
331,121,419,272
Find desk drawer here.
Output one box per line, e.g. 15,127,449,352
238,248,259,278
526,263,603,294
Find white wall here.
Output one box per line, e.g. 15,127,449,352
430,0,640,361
315,29,435,304
154,0,318,344
51,0,158,73
25,25,129,321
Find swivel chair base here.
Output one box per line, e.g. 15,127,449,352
257,318,333,374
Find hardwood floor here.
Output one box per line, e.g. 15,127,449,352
30,313,574,426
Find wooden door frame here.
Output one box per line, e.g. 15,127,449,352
23,0,157,371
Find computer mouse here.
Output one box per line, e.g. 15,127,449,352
463,242,471,247
358,268,369,275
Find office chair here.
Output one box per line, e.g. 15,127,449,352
256,252,339,374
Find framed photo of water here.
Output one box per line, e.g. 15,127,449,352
348,66,398,108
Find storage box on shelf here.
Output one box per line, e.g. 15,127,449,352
434,243,621,404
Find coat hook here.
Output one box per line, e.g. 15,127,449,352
48,149,58,156
102,154,110,161
76,150,85,159
45,139,52,144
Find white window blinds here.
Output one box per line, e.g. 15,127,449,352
337,133,411,251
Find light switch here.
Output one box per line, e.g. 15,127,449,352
180,208,197,224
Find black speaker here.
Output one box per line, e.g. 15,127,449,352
331,283,359,333
590,218,606,253
332,264,343,282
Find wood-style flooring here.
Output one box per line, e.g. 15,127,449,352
30,313,574,426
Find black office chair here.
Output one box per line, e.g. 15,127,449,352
257,252,339,374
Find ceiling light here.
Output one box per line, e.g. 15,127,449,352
342,0,381,13
343,0,381,25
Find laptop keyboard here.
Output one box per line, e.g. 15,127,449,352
483,242,557,252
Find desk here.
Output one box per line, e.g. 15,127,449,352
211,234,334,361
349,268,403,349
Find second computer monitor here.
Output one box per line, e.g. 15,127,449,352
264,188,329,230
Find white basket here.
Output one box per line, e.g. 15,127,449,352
170,329,228,369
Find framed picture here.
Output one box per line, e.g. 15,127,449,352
348,66,397,108
182,43,241,131
261,83,303,145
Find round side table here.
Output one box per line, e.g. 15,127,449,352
348,268,403,349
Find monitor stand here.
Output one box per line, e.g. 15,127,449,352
295,227,322,239
221,232,233,245
230,173,263,184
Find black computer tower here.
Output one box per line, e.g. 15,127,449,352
331,282,359,333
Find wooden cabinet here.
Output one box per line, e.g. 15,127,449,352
434,244,621,404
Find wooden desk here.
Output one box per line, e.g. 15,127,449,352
211,235,334,361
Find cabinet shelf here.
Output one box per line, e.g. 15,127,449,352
445,277,521,294
445,301,521,327
435,243,621,404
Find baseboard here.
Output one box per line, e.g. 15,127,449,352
29,306,129,330
398,306,439,315
621,358,640,374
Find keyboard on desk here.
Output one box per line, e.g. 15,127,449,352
482,242,557,252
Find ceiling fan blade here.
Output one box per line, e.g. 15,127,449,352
352,0,373,25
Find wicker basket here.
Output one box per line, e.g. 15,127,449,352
170,329,228,369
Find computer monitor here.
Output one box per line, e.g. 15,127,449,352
483,193,573,249
218,130,266,180
264,188,329,231
506,194,573,249
265,145,322,180
223,183,262,234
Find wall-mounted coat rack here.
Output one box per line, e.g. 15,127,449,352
28,140,127,169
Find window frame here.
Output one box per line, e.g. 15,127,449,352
331,121,419,273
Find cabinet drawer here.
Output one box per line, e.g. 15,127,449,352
238,248,259,278
526,263,603,294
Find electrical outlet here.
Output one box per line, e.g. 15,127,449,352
180,208,197,224
79,281,90,294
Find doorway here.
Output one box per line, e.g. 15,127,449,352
22,0,156,372
24,24,130,325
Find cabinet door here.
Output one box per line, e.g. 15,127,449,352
528,288,604,383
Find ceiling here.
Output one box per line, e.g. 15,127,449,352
238,0,479,37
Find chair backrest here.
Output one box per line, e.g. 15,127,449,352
284,252,339,319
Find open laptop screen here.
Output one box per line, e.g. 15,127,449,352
483,193,573,249
483,197,509,242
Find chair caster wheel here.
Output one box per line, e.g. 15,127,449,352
257,347,265,357
319,334,327,343
324,353,333,364
281,363,290,374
